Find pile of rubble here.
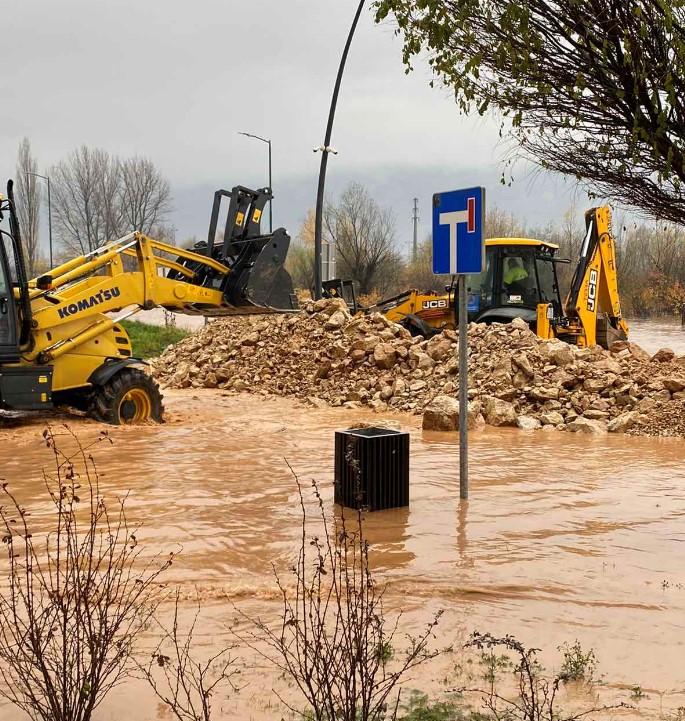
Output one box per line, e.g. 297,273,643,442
151,298,685,437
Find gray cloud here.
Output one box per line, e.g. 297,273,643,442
2,0,586,254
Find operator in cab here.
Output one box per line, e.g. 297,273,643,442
503,256,532,304
504,257,529,287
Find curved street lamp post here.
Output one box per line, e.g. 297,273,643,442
313,0,365,299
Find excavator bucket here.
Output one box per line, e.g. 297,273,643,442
210,186,298,313
238,229,298,309
169,185,298,314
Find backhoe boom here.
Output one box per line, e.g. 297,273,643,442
560,206,628,347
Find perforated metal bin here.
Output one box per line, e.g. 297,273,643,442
334,427,410,511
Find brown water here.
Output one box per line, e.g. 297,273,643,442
627,316,685,355
1,317,685,720
1,390,684,720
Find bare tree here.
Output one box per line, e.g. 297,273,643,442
118,157,171,235
0,426,174,721
15,138,42,276
325,183,401,296
234,466,442,721
140,591,240,721
51,146,171,255
51,146,117,254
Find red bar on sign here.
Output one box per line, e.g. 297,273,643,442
467,197,476,233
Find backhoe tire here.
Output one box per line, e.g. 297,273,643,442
89,368,164,425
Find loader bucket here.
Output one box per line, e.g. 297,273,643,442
166,185,299,316
222,228,298,311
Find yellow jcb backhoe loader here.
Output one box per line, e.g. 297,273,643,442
361,206,628,348
0,180,298,424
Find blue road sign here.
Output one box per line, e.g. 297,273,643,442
432,186,485,275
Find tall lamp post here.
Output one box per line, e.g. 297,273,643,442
238,132,273,232
313,0,365,299
25,171,53,269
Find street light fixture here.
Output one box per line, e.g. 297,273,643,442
25,171,53,269
238,132,273,233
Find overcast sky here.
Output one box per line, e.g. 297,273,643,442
3,0,586,255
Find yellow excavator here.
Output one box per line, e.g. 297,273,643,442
362,206,628,348
0,180,297,424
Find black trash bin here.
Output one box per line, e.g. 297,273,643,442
334,427,410,511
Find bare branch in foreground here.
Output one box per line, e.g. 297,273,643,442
0,425,174,721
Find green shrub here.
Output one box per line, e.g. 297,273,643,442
558,640,597,683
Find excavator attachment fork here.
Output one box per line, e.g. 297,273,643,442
169,185,298,313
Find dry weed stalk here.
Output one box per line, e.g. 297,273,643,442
235,463,442,721
0,426,173,721
140,590,241,721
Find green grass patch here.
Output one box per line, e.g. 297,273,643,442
399,691,475,721
120,320,190,359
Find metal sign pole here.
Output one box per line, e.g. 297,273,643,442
458,274,469,499
432,185,484,501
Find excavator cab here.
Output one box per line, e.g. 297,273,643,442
0,182,32,363
465,239,564,330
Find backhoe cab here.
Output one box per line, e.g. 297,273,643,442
466,238,564,328
469,206,628,348
0,180,297,425
368,206,627,349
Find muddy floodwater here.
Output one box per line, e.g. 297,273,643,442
1,317,685,720
1,388,684,720
628,316,685,355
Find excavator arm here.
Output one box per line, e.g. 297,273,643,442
562,206,628,348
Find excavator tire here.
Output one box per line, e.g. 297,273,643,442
89,368,164,425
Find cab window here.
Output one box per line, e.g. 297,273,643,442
535,256,557,304
501,249,536,306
